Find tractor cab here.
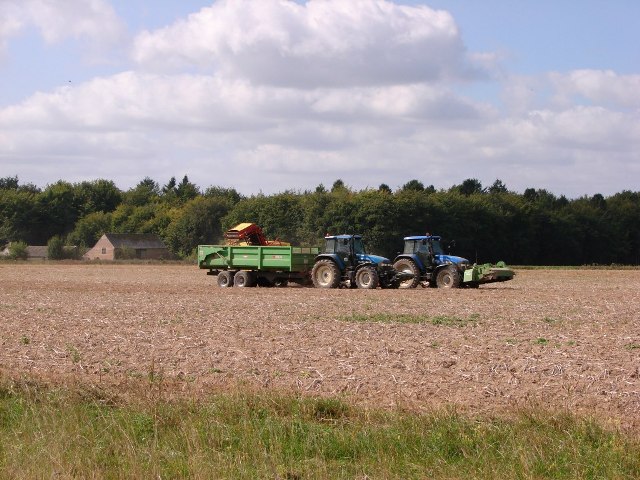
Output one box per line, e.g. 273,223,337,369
322,234,386,269
324,235,365,254
402,235,468,270
403,236,441,267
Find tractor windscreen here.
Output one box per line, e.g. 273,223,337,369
353,237,366,255
431,239,445,255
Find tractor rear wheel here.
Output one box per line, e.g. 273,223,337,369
355,266,379,289
312,260,341,288
234,270,256,287
217,270,234,288
392,258,420,289
436,266,462,288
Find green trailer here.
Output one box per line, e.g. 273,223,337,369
198,244,319,287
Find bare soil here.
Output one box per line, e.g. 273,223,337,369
1,264,639,428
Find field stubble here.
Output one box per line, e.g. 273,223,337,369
1,264,639,429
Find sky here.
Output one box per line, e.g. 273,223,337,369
0,0,638,198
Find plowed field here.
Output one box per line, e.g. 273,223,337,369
1,264,639,428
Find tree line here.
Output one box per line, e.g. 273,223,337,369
1,175,639,265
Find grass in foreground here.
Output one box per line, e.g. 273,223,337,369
341,312,479,327
1,380,639,479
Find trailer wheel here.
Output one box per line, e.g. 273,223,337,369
436,266,461,288
217,271,233,288
392,259,420,289
311,260,341,288
355,266,379,289
234,270,256,287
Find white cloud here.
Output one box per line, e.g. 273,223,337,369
0,71,492,132
501,75,547,115
2,64,637,197
309,84,492,123
0,4,22,49
549,70,640,109
536,106,638,151
504,69,640,114
132,0,481,87
0,0,125,52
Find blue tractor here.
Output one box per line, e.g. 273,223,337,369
311,234,410,289
392,235,515,288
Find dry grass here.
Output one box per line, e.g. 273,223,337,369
1,264,639,429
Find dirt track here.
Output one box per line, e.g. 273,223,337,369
1,264,639,427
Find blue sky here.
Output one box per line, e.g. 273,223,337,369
0,0,638,197
426,1,639,73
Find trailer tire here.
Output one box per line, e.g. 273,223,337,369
436,266,462,289
234,270,255,287
217,271,234,288
312,260,341,288
392,258,420,289
355,266,379,289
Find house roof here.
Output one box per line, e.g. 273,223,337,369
26,246,48,258
103,233,167,249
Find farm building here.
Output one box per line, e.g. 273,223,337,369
25,246,48,260
83,233,171,261
0,244,47,259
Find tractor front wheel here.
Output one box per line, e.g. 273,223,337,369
436,266,462,288
355,266,379,289
392,258,420,289
312,260,341,288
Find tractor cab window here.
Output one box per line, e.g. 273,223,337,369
352,237,366,255
430,239,444,255
418,241,430,254
403,241,415,254
324,238,336,254
336,239,350,255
